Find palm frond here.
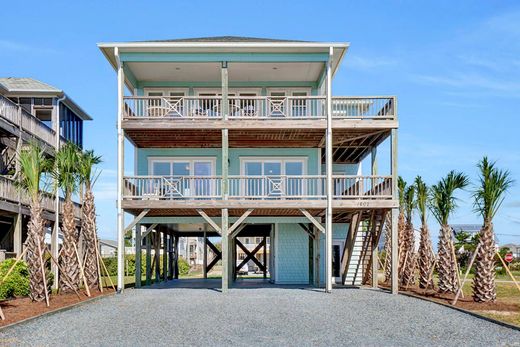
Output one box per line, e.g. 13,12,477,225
473,156,514,220
77,150,102,187
398,176,407,210
404,185,415,222
16,142,50,202
428,170,469,225
51,142,81,197
414,175,428,224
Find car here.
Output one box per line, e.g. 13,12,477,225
237,261,248,275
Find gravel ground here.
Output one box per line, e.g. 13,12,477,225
1,282,519,347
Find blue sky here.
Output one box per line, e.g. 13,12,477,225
1,0,519,245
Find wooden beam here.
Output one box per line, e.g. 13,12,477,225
341,212,361,285
236,239,266,272
135,223,142,288
298,223,315,239
206,238,222,273
230,223,247,239
197,209,221,234
300,209,325,233
221,208,229,292
228,209,254,236
142,223,158,238
203,231,208,279
124,209,150,234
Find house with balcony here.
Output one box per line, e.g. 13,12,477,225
0,77,91,260
99,36,399,293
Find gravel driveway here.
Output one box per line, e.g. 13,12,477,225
1,282,519,346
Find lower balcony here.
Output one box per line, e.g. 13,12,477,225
122,175,396,216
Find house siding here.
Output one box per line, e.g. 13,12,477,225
275,223,309,284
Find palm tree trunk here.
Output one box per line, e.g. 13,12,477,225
383,214,392,283
26,199,47,301
472,220,496,302
418,224,434,289
60,195,80,291
82,187,99,288
437,224,458,293
397,211,406,280
401,221,416,286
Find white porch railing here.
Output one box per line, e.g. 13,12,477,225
123,175,392,200
0,95,63,147
123,96,396,120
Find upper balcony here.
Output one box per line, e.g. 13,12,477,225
0,94,65,149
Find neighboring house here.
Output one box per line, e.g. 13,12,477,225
100,36,398,292
99,239,117,257
450,224,482,236
0,78,91,260
501,243,520,258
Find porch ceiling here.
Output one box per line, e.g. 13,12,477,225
126,61,323,84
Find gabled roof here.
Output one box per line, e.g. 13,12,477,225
0,77,61,93
0,77,92,120
138,36,308,43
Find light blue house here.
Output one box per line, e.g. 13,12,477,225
98,36,399,293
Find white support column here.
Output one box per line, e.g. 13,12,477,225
13,213,22,256
325,46,334,293
371,147,379,289
52,96,61,290
390,127,399,294
115,47,126,293
221,61,230,293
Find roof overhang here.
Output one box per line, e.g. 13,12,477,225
98,41,349,90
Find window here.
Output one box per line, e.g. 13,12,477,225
34,109,53,129
149,157,216,197
241,158,306,197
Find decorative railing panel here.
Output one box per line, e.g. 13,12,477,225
123,175,392,200
123,96,396,120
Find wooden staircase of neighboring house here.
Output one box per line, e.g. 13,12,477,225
341,210,387,286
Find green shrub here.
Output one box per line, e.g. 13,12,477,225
102,254,190,277
0,259,30,300
178,257,189,276
509,262,520,271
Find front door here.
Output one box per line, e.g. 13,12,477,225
332,241,343,284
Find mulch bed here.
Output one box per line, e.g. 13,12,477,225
404,286,520,312
0,288,115,327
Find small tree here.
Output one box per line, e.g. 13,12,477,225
78,150,102,289
52,142,81,292
397,177,407,280
400,185,416,286
472,157,513,302
415,176,434,289
17,143,51,301
429,171,469,294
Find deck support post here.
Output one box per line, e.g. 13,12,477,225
115,46,126,293
203,229,208,279
371,148,379,289
162,231,168,281
390,127,399,294
263,236,267,279
325,46,334,293
168,233,174,279
314,226,321,287
221,209,229,292
135,223,142,288
155,230,160,283
146,230,151,285
174,235,179,279
13,213,22,257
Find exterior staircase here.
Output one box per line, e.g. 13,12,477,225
341,211,387,286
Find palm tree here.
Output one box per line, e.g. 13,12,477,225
397,177,407,280
17,143,51,301
415,176,434,289
401,185,416,286
78,150,102,289
429,171,469,294
52,142,81,292
472,157,513,302
383,213,392,283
